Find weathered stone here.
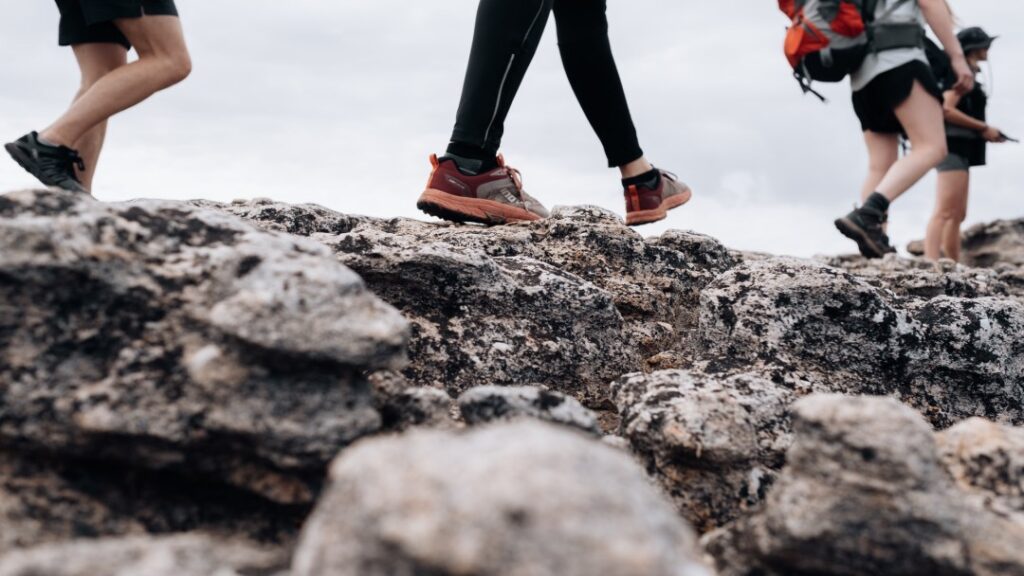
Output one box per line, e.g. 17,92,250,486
708,395,1024,576
613,369,800,532
700,257,1024,427
938,418,1024,515
819,254,1010,300
0,450,304,557
292,421,712,576
369,371,453,432
458,385,600,434
219,200,737,405
0,190,408,503
0,534,287,576
963,219,1024,269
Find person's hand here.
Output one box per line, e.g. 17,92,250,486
950,55,975,95
982,126,1007,143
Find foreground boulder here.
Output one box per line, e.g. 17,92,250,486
0,190,408,504
938,418,1024,515
0,534,287,576
292,421,711,576
707,395,1024,576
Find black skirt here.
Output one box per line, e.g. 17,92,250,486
56,0,179,50
852,61,943,135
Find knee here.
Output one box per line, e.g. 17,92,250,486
79,62,126,93
164,51,192,84
923,142,949,167
554,0,608,44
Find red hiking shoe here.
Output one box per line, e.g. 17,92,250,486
417,154,550,225
624,170,692,226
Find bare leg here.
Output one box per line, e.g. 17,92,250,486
69,44,129,190
620,157,654,179
925,170,969,261
40,16,190,147
876,82,947,202
860,131,900,203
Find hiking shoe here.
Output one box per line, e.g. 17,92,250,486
5,132,88,194
834,206,896,258
624,170,692,226
417,154,549,225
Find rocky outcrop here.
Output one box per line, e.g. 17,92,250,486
217,199,737,405
0,534,288,576
292,421,712,576
0,190,408,506
457,385,600,434
4,189,1024,576
707,395,1024,576
700,257,1024,428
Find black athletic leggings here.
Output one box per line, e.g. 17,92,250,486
449,0,643,168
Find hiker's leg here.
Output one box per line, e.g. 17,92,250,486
860,131,900,203
40,15,191,148
553,0,646,173
875,82,947,202
449,0,554,157
942,171,969,261
925,169,968,261
70,43,129,190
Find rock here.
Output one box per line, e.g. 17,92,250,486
707,394,1024,576
613,369,799,532
369,371,453,432
219,200,738,405
819,254,1010,300
0,534,287,576
938,418,1024,515
457,385,600,434
0,190,408,503
963,219,1024,269
0,450,304,556
291,421,712,576
699,257,1024,427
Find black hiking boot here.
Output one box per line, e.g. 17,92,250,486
834,206,896,259
5,132,88,194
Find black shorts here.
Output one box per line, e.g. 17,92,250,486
851,61,943,135
56,0,179,50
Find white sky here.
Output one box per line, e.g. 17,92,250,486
1,1,1021,257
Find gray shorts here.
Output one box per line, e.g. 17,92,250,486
936,153,970,173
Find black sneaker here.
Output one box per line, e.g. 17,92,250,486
5,132,88,194
834,206,895,259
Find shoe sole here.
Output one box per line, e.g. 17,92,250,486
834,217,885,259
417,189,542,226
626,188,693,227
5,142,87,194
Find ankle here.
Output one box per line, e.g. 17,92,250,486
619,157,654,179
38,129,72,149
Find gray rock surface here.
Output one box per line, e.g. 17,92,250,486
700,257,1024,427
938,418,1024,515
613,369,800,532
707,395,1024,576
219,200,737,404
292,421,712,576
0,534,287,576
0,189,407,505
457,385,600,434
369,371,454,432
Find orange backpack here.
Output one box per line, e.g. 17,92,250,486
780,0,914,100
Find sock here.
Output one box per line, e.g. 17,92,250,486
446,142,500,174
622,168,661,190
863,192,891,213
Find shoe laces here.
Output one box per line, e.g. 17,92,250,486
497,154,526,200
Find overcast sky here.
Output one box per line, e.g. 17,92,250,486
1,1,1021,257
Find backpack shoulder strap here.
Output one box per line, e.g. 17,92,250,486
873,0,914,25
